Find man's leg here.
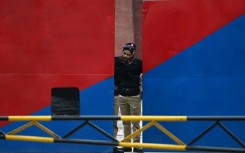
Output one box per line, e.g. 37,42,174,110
119,95,131,141
129,94,141,143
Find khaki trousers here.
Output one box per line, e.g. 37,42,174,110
119,94,141,142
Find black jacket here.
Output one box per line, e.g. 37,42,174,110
114,56,142,96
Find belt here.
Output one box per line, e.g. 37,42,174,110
120,87,140,96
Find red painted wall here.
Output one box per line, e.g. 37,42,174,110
0,0,114,120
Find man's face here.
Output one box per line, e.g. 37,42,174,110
122,50,133,60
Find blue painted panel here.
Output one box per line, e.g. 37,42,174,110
143,15,245,151
80,78,114,116
144,77,245,115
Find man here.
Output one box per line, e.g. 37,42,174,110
114,43,143,152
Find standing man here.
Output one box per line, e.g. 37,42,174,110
115,43,142,152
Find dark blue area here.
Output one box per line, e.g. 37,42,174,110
143,15,245,151
144,77,245,115
80,77,114,116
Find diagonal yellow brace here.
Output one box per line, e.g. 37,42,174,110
7,121,35,135
121,120,155,142
33,121,60,139
154,121,185,145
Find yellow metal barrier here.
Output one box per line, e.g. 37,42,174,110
8,116,52,121
0,115,245,152
121,115,187,121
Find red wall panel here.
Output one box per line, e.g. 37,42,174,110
0,0,114,119
143,0,245,73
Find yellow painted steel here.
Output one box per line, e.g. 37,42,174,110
6,121,59,138
121,116,187,121
120,142,186,150
5,135,54,143
8,116,52,121
122,120,155,142
6,115,187,121
154,121,185,145
33,121,60,138
7,121,35,135
121,120,185,146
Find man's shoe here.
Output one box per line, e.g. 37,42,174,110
113,147,124,153
133,148,144,152
122,147,132,152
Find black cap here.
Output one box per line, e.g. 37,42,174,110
123,43,136,53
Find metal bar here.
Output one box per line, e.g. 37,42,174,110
0,134,5,139
121,120,156,142
33,121,61,139
1,115,245,121
121,116,187,121
87,121,118,142
0,130,5,135
8,116,52,121
0,116,120,121
0,116,8,120
5,134,54,143
154,121,185,145
5,115,187,121
63,121,88,138
188,116,245,121
52,116,121,121
7,121,34,135
218,122,245,148
55,138,119,146
120,142,186,150
186,146,245,152
1,115,245,152
188,121,218,145
4,134,119,146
